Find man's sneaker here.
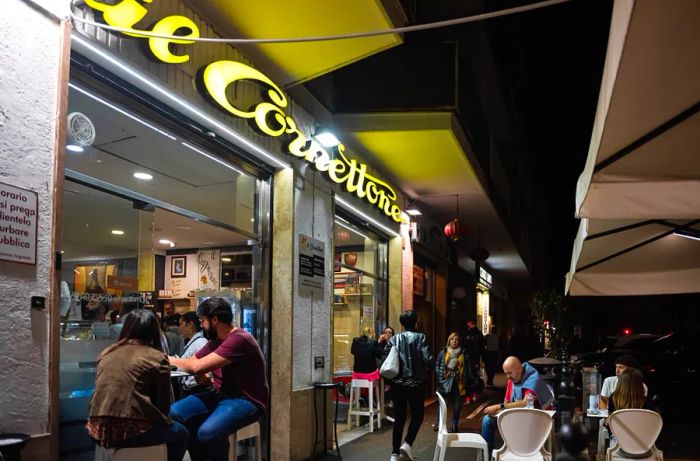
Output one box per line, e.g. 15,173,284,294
400,442,414,461
390,454,400,461
472,392,478,401
464,395,471,404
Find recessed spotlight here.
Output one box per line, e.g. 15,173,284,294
222,257,232,263
67,144,84,153
133,172,153,180
159,239,175,247
111,229,125,235
250,218,255,222
224,272,230,276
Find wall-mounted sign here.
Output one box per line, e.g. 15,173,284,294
197,249,221,291
82,1,407,225
0,182,38,265
298,234,325,298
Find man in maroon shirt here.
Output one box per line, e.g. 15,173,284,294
169,298,268,461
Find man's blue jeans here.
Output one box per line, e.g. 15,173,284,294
117,421,189,461
482,414,498,455
170,392,262,461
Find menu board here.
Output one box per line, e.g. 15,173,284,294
298,234,325,298
0,182,38,264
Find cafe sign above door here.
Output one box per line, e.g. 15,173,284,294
82,0,407,224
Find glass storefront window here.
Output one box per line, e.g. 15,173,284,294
66,82,257,235
332,215,388,375
59,75,270,460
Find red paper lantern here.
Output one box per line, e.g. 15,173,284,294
444,218,468,242
335,229,351,242
344,252,358,267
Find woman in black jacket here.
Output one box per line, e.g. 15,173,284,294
351,326,382,379
383,310,433,461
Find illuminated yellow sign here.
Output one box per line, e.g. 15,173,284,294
83,1,406,223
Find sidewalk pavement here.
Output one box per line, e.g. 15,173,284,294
321,372,700,461
320,374,509,461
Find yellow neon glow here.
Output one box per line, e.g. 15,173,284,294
148,15,200,64
84,0,151,38
82,1,405,224
201,59,405,223
202,61,288,119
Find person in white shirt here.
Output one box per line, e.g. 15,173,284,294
177,311,210,396
599,354,648,409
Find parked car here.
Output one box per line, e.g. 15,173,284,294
572,332,699,421
570,333,662,378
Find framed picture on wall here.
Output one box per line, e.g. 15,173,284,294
413,265,424,296
171,256,187,278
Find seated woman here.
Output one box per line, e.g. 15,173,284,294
351,326,382,380
605,367,651,449
87,309,188,461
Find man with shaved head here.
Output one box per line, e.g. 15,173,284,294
481,356,554,455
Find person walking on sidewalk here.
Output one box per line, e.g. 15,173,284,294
484,327,500,386
382,310,433,461
433,332,471,433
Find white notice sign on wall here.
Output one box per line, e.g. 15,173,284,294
298,234,325,298
0,182,38,265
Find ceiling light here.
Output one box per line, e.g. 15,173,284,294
406,208,422,216
111,229,125,235
673,228,700,241
224,272,230,276
133,172,153,180
222,257,232,263
66,144,84,153
203,241,216,245
175,225,191,230
314,130,341,148
159,239,175,247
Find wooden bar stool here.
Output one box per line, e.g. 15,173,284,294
228,421,261,461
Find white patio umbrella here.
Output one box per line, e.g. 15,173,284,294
566,218,700,296
567,0,700,295
575,0,700,220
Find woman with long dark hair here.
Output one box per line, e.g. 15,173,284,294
87,309,188,461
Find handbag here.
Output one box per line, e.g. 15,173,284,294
380,333,401,379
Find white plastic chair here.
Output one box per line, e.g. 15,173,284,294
94,444,166,461
347,378,382,431
432,392,488,461
606,409,663,461
493,409,552,461
228,420,262,461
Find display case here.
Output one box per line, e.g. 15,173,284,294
59,322,114,461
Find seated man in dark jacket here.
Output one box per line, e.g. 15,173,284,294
382,310,433,461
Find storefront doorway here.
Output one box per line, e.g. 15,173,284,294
58,66,271,460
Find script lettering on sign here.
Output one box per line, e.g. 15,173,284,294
83,1,406,223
